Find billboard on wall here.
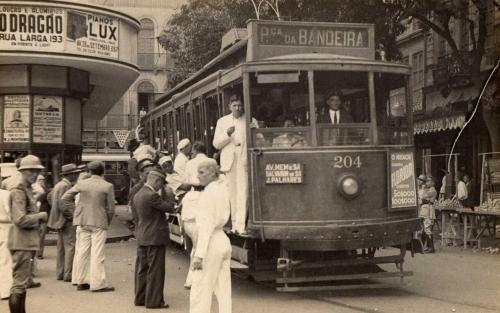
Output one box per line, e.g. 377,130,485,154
33,95,63,144
0,5,119,59
3,95,30,143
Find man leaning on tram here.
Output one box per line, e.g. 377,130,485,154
213,94,257,235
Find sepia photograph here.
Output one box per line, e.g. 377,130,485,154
0,0,499,312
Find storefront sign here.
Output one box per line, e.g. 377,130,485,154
265,163,303,184
0,6,65,51
258,23,369,48
0,5,119,59
389,152,417,209
65,11,119,59
3,95,30,142
33,95,63,144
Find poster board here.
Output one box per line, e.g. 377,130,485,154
3,95,30,143
33,95,63,144
389,151,417,209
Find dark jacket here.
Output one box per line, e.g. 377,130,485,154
8,181,46,251
318,108,353,124
47,178,72,230
133,184,175,246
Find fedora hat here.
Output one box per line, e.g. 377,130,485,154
61,163,80,175
18,155,45,171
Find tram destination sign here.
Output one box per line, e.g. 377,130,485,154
389,151,417,210
265,163,303,184
248,21,375,61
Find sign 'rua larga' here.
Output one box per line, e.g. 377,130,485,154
0,4,119,59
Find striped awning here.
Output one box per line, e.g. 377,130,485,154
413,115,466,134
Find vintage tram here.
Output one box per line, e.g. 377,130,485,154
143,20,421,291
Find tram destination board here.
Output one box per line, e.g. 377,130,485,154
389,151,417,210
248,20,375,60
265,162,304,184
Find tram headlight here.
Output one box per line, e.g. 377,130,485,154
338,175,360,199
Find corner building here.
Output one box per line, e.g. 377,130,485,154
0,0,139,182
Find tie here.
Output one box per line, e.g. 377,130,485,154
333,111,338,124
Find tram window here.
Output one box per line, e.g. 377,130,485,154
249,72,310,148
375,73,411,145
314,71,371,146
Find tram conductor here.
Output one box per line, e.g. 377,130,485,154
319,89,353,124
213,94,257,234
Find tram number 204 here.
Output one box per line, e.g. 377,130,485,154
333,155,362,168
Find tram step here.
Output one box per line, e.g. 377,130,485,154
276,282,407,292
276,270,413,284
230,259,249,270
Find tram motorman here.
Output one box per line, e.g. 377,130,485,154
318,89,353,124
213,94,257,234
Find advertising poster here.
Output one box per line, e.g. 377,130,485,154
3,95,30,143
65,11,119,59
0,6,65,51
389,151,417,209
33,95,63,144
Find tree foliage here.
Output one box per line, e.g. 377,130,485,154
159,0,402,86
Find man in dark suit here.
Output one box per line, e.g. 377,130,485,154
133,170,176,309
318,89,353,124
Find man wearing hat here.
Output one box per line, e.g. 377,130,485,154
129,158,157,226
61,161,115,292
7,155,47,313
174,138,191,179
47,163,83,281
133,170,176,309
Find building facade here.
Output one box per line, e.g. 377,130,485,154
83,0,183,153
0,0,140,182
396,2,499,203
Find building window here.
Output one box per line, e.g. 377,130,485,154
412,51,424,89
138,18,155,69
137,81,156,116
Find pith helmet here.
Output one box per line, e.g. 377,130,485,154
18,155,45,171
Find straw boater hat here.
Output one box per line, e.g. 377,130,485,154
136,158,156,171
61,163,83,175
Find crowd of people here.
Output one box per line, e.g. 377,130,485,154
0,93,254,313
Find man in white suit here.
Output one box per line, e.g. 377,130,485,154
213,94,257,234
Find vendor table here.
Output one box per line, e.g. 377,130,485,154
436,207,461,247
457,209,500,249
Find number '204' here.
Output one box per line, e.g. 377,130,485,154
333,155,362,168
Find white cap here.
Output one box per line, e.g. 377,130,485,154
177,138,191,151
159,155,173,166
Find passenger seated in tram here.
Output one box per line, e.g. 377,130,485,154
272,120,306,148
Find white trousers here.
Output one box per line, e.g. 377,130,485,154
74,226,108,290
183,220,197,287
189,230,231,313
226,150,248,233
71,226,81,285
0,224,12,298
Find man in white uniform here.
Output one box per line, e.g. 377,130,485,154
180,141,208,289
213,94,257,234
190,158,231,313
174,139,191,179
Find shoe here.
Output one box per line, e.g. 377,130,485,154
36,256,44,260
56,277,63,281
92,287,115,292
27,282,41,288
183,284,191,290
76,284,90,291
63,278,72,282
146,304,169,309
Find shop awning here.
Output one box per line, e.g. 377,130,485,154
425,86,479,112
414,114,466,134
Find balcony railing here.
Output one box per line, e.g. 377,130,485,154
137,53,168,70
